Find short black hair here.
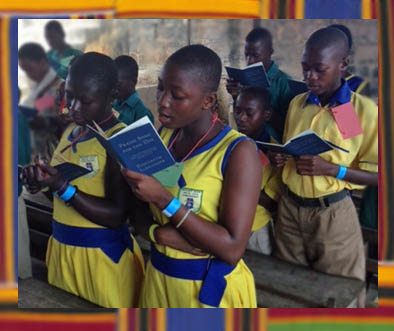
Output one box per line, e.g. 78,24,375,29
305,27,350,58
239,86,271,111
45,20,65,37
245,27,273,49
166,44,222,93
327,24,353,49
69,52,118,92
18,43,47,62
114,55,138,81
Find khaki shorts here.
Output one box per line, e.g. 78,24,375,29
273,190,365,281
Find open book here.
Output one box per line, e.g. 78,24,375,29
225,62,270,88
87,116,176,176
256,130,349,156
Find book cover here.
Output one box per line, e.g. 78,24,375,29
54,162,92,182
225,62,270,88
18,162,91,183
87,116,176,176
256,130,349,156
288,79,309,96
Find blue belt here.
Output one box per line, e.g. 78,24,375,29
52,219,133,264
150,244,235,307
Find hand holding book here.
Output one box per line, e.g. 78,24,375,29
295,155,340,177
225,62,270,88
87,116,181,187
256,129,349,157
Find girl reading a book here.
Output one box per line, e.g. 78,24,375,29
22,52,144,308
122,45,262,307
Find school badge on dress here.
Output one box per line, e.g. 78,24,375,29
79,155,99,177
178,188,203,213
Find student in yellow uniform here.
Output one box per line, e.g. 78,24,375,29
270,28,378,307
233,86,282,255
122,44,262,308
22,52,144,308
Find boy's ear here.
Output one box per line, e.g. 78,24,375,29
202,92,217,111
263,108,272,122
340,55,349,72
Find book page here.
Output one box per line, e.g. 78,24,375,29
284,129,316,145
245,61,264,70
110,115,152,138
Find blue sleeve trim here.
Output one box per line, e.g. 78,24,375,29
221,136,248,176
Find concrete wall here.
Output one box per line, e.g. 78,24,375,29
128,19,378,128
19,19,378,127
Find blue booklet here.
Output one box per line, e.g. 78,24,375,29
256,130,349,156
54,162,92,182
18,162,92,183
288,79,308,97
225,62,270,88
87,116,176,176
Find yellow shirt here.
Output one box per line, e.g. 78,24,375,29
282,89,378,198
252,137,282,231
51,120,125,228
47,119,145,308
150,125,248,259
141,125,257,308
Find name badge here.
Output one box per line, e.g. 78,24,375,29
79,155,99,177
331,102,363,139
178,188,203,213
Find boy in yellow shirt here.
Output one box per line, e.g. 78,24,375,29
270,27,378,307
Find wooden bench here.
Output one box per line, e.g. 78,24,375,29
243,249,364,308
19,278,101,308
136,236,364,308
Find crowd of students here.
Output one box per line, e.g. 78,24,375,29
18,21,378,308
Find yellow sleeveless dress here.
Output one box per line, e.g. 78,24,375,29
140,125,257,308
47,120,144,308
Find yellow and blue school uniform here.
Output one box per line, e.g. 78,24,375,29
345,73,369,96
275,80,377,282
140,125,257,308
282,79,378,198
48,118,144,308
252,125,282,231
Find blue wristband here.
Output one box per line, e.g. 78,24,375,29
336,165,347,180
58,185,77,202
162,198,182,218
